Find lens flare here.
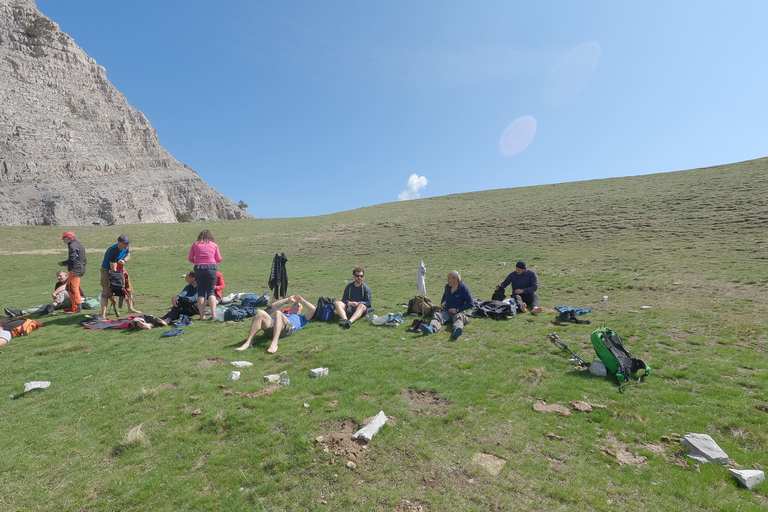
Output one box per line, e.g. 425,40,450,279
499,116,536,156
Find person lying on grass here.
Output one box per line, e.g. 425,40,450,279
236,294,316,354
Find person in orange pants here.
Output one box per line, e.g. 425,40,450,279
58,232,87,314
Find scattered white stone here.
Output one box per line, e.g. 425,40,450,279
346,460,356,469
231,361,253,368
310,367,329,378
498,262,506,266
681,433,729,464
227,371,241,381
602,296,609,301
24,381,51,393
729,469,765,490
352,411,388,442
640,305,653,309
279,371,287,376
304,403,310,408
263,374,280,382
279,378,290,386
589,360,607,377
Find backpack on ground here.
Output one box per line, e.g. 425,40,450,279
4,318,43,337
241,294,269,308
314,297,336,321
590,327,651,385
406,295,439,317
491,289,506,301
558,310,591,324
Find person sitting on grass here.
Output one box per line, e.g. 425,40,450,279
4,271,83,317
0,317,11,347
236,294,316,354
334,267,371,329
156,271,199,326
420,270,473,340
496,260,543,314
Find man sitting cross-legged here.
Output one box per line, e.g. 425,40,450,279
236,294,316,354
156,271,199,326
334,267,372,329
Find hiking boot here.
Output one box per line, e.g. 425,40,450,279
531,307,543,314
451,326,463,339
4,308,21,318
341,320,351,329
419,324,434,335
64,307,82,314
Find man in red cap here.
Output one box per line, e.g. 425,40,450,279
58,232,87,314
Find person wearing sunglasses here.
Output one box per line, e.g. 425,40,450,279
334,267,372,329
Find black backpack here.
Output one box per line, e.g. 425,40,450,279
557,310,591,324
314,297,336,321
108,270,125,297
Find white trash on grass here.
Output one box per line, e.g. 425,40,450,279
352,411,388,442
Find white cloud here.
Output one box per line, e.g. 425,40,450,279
398,174,429,201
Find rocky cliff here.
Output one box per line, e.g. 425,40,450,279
0,0,251,225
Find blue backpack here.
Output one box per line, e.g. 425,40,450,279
314,297,336,321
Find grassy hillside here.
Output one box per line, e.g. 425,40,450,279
1,158,767,510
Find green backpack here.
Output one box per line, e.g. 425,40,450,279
590,327,651,383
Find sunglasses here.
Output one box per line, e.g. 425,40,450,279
354,274,364,278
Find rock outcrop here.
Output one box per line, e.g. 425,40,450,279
0,0,251,225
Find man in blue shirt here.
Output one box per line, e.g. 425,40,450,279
334,267,372,329
236,294,316,354
496,260,543,314
420,270,473,339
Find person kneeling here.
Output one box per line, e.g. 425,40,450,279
236,294,316,354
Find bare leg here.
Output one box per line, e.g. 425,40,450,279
236,310,272,351
126,296,141,314
157,317,169,326
197,296,206,320
267,311,287,354
101,296,108,318
348,303,367,324
135,319,153,330
334,301,348,320
207,295,217,319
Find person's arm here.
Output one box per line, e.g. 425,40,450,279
296,295,316,321
52,283,67,298
188,244,196,264
215,273,226,298
360,284,372,308
214,244,222,263
178,285,198,304
521,272,539,294
341,283,351,304
497,272,514,290
458,285,474,312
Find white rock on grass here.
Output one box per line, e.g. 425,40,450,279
24,381,51,393
728,469,765,490
681,433,729,464
231,361,253,368
352,411,388,442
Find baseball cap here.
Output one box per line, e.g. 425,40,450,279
117,235,131,244
60,232,76,238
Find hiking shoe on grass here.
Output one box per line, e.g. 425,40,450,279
341,320,351,329
4,308,21,317
419,324,434,335
451,326,463,339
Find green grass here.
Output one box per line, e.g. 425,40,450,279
1,158,768,510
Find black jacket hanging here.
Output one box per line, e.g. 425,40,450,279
268,252,288,299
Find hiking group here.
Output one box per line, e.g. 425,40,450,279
1,231,544,354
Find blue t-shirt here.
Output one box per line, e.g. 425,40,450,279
101,244,129,270
285,313,309,331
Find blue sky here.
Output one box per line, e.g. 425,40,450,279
36,1,768,218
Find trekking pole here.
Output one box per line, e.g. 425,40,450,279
547,333,590,367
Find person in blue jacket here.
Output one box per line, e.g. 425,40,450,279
156,271,199,326
420,270,473,339
496,260,543,314
334,267,372,329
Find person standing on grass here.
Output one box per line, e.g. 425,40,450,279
420,270,473,339
100,235,140,318
236,294,316,354
334,267,372,328
58,232,86,314
188,229,222,320
496,260,543,314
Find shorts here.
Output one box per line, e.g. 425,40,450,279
263,316,296,339
100,268,113,298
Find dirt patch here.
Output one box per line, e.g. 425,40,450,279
223,385,281,398
569,400,606,412
157,383,178,390
198,358,228,368
533,401,570,416
401,388,451,416
601,434,647,466
392,498,430,512
752,404,768,414
472,452,506,475
315,419,369,462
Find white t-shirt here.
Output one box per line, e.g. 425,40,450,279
0,329,11,342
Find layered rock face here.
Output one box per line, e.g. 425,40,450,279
0,0,251,225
